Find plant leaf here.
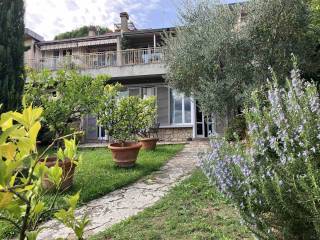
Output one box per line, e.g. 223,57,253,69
0,192,13,208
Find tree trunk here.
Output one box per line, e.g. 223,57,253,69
19,203,31,240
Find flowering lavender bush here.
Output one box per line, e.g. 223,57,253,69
200,63,320,239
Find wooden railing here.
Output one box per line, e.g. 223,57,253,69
25,47,165,71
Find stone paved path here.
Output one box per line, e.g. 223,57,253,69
37,141,209,240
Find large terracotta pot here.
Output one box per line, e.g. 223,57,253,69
41,157,76,191
139,138,159,150
108,142,142,168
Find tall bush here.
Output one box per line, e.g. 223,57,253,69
24,69,108,140
200,62,320,239
0,0,25,113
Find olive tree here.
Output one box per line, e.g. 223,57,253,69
164,0,319,115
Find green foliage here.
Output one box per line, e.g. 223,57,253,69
54,192,90,240
165,0,319,114
308,0,320,33
0,104,81,240
54,26,111,40
24,69,109,139
97,84,157,144
201,63,320,239
0,0,25,113
305,0,320,81
57,138,80,163
224,114,247,142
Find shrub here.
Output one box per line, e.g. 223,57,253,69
200,62,320,239
0,104,87,240
224,114,247,142
24,68,109,140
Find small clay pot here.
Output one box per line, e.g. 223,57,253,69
41,157,76,191
139,138,159,150
108,142,142,168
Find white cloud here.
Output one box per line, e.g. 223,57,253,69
25,0,162,40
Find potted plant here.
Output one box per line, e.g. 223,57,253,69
137,97,159,150
139,131,159,150
41,138,80,191
97,84,157,167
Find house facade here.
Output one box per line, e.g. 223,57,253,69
24,12,226,142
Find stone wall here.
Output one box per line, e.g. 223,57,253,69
158,127,193,142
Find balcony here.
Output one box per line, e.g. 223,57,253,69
25,47,167,78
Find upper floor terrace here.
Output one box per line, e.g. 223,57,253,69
23,11,175,79
25,47,166,78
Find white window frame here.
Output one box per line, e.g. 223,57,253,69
170,89,194,126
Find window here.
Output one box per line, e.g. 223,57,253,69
184,96,192,123
62,49,72,56
170,90,192,124
53,50,59,58
118,90,129,99
143,87,155,99
128,88,141,97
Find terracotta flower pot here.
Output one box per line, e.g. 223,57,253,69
108,142,142,168
41,157,76,191
139,138,159,150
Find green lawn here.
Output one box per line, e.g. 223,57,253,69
0,144,184,239
91,170,253,240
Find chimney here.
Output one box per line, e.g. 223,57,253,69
120,12,129,32
88,26,96,37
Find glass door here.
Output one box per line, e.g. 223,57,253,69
196,104,204,137
97,126,107,141
196,102,213,138
204,116,213,137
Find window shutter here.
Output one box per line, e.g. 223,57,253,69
84,115,97,141
157,86,169,126
129,88,141,97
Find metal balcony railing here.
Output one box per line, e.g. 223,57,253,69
25,47,165,71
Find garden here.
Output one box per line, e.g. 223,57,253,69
1,0,320,239
0,144,183,239
0,62,187,239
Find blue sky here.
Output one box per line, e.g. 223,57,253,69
145,0,245,29
25,0,244,40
